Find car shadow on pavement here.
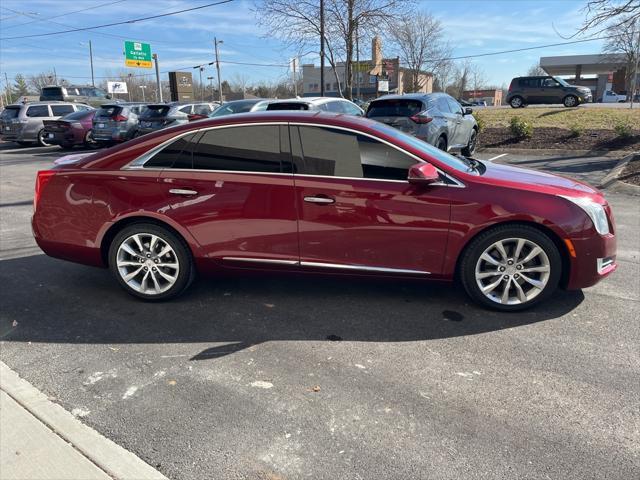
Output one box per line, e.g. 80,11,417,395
0,255,584,360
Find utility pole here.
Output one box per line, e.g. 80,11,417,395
89,40,95,87
214,37,223,102
355,20,360,101
153,53,163,102
139,85,146,102
207,76,214,100
631,20,640,109
4,72,11,104
292,57,297,96
320,0,325,97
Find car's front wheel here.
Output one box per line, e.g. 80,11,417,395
108,223,194,301
459,225,562,311
563,95,578,107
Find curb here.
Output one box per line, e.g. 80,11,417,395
598,152,640,190
0,361,168,480
477,147,617,157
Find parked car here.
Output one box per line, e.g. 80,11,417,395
600,90,627,103
32,111,616,311
265,97,364,116
208,99,271,117
506,76,592,108
40,85,114,107
1,101,92,146
136,102,218,135
177,102,221,121
366,93,478,156
42,109,96,149
91,103,140,145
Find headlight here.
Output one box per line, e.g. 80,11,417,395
560,195,609,235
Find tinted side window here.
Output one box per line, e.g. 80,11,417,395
193,126,282,172
51,105,75,116
446,98,463,115
193,104,212,114
296,126,414,181
26,105,50,117
324,101,344,113
179,106,192,113
145,134,198,168
341,101,363,116
436,97,451,113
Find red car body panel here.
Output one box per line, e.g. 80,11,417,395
42,111,95,147
32,112,616,291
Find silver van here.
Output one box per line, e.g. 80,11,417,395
0,101,92,146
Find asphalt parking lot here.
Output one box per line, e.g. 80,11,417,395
1,143,638,480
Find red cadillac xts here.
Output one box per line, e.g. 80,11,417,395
32,112,617,310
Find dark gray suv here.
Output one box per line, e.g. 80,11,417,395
506,76,593,108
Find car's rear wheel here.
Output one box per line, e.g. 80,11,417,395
563,95,578,107
83,130,97,148
36,129,51,147
460,225,562,311
436,135,447,151
461,128,477,156
510,96,524,108
108,223,194,301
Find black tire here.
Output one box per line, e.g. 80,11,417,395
459,224,562,311
83,130,98,149
36,129,52,147
509,96,524,108
563,95,578,108
108,223,195,301
436,135,447,152
461,128,477,157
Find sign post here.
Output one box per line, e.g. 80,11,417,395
124,41,152,69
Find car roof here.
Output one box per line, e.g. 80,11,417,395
8,101,77,107
372,93,448,102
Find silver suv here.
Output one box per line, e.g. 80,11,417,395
1,101,93,147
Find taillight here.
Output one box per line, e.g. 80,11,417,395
410,113,433,124
34,170,56,211
508,80,514,92
113,114,128,122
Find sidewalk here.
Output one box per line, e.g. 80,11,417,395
0,361,167,480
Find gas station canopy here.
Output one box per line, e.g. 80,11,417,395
540,54,627,76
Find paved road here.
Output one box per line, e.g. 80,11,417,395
1,144,638,480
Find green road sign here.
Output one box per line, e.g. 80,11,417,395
124,41,152,68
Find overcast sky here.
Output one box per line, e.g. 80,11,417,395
0,0,606,89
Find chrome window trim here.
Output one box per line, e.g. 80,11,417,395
121,120,465,188
222,257,431,275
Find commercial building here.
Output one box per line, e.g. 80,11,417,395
540,53,638,101
461,89,503,106
302,37,432,99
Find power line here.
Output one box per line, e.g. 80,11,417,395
0,0,236,40
0,1,128,30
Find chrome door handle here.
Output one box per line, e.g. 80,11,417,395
169,188,198,196
304,196,335,204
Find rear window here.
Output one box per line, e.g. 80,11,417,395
95,106,122,118
41,87,63,98
62,110,93,121
266,102,309,111
1,107,20,119
143,106,171,118
210,101,258,117
366,99,424,118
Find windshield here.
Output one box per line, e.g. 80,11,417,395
1,107,20,119
95,106,121,118
366,99,424,118
370,121,473,173
553,77,570,87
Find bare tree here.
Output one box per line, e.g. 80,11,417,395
451,59,473,99
527,63,546,76
256,0,412,99
28,71,62,92
602,15,639,99
579,0,640,33
470,64,487,95
389,12,452,92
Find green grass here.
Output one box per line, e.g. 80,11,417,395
474,107,640,130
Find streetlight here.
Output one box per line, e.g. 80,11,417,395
214,38,223,102
79,41,95,87
139,85,147,102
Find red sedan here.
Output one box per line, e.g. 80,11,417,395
42,109,96,149
32,112,616,310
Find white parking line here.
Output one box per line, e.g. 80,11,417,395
486,153,508,162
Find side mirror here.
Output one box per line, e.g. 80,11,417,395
408,163,440,185
105,94,112,99
464,107,473,115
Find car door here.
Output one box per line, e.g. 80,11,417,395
157,124,299,265
435,96,459,149
291,124,451,276
24,104,52,139
445,97,468,148
540,77,563,103
522,78,544,104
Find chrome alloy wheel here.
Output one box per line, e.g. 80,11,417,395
116,233,180,295
474,237,551,305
